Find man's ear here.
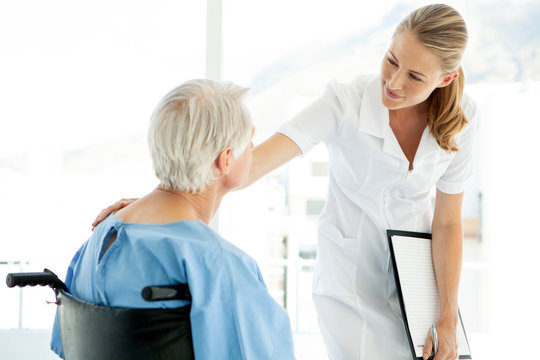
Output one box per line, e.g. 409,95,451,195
215,147,233,175
438,71,459,88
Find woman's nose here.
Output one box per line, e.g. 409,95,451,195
388,71,405,90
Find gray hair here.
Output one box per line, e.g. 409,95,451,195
148,79,252,193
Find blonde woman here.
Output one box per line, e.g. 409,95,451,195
95,4,476,360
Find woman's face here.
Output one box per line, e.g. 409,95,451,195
380,31,448,111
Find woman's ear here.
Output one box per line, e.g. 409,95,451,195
215,147,233,175
438,71,459,88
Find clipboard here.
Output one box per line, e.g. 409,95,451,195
387,229,472,359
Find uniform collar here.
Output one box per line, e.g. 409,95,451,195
358,76,406,161
358,75,441,164
357,76,389,139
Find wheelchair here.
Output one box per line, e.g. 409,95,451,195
6,269,194,360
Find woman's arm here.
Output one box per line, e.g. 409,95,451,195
423,189,464,360
244,133,302,188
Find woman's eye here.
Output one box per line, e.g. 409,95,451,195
409,73,422,82
387,57,397,66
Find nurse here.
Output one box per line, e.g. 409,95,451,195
249,5,475,360
94,4,475,360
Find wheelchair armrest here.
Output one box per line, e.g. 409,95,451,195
6,268,68,292
141,284,191,301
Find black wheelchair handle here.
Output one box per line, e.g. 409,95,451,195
141,284,191,302
6,269,68,291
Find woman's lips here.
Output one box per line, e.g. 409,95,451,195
385,85,404,100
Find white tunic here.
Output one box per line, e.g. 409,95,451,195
278,75,477,360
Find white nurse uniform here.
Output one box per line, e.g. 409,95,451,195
278,75,477,359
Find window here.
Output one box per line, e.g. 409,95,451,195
0,0,206,330
306,200,325,217
311,162,329,177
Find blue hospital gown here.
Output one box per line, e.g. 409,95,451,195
50,214,294,359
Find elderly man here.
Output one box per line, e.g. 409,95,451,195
50,79,295,359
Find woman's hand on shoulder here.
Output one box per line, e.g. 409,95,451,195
91,198,138,230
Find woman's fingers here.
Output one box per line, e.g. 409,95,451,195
432,323,458,360
91,198,137,230
423,328,433,360
433,346,458,360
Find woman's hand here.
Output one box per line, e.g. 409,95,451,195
91,198,138,230
422,319,458,360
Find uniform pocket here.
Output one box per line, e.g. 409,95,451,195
318,221,359,249
313,222,359,297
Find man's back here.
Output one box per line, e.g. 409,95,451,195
51,214,295,359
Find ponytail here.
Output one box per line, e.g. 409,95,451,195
427,68,467,152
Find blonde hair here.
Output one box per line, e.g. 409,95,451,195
148,79,252,193
395,4,468,152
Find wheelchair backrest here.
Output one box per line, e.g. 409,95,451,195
57,290,194,360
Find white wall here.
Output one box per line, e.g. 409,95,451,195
489,82,540,358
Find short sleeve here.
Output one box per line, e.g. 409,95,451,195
277,80,351,155
436,94,478,194
225,256,295,360
188,244,295,360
